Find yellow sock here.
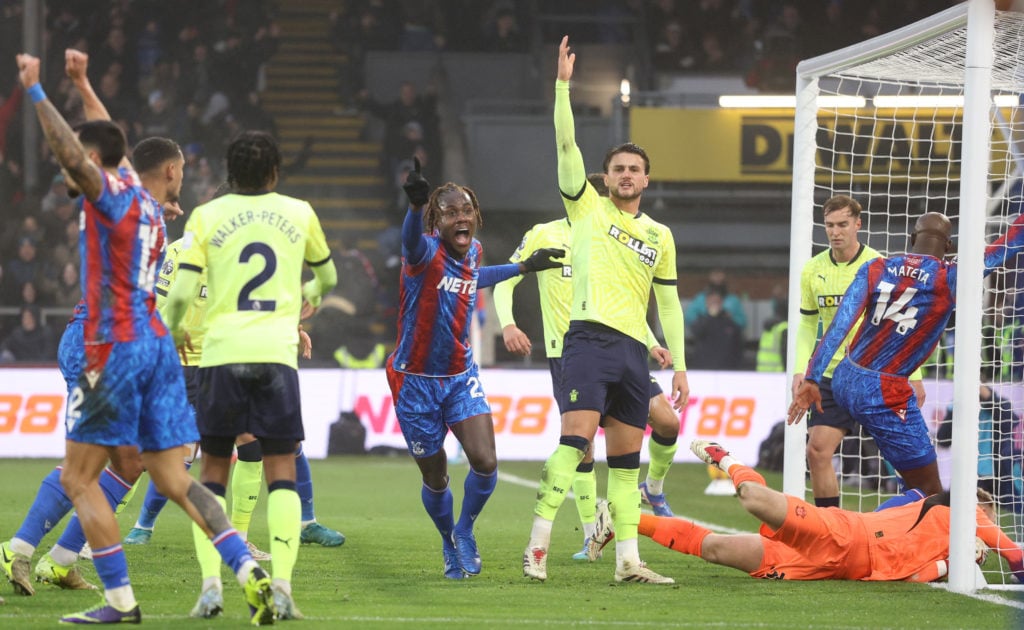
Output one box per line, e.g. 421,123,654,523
231,460,263,537
267,488,301,583
192,495,227,580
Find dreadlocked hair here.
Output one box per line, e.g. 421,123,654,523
226,130,281,191
422,181,483,233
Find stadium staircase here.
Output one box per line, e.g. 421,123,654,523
263,0,390,251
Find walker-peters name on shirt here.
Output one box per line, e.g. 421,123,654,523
208,210,304,247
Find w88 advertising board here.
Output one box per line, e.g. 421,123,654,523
1,368,791,464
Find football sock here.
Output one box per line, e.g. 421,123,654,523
192,492,227,580
874,488,926,511
729,465,767,490
231,457,263,538
48,544,78,567
642,513,711,558
14,467,73,550
455,468,497,534
815,496,841,508
572,461,597,527
55,468,134,555
535,442,586,521
294,446,316,525
267,481,301,583
421,479,454,541
645,430,678,494
136,463,191,530
607,454,641,545
90,543,133,600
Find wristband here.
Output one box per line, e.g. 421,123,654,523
27,83,46,103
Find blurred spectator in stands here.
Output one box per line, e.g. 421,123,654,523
0,304,55,363
483,7,526,53
653,20,696,73
646,0,681,45
305,246,384,366
687,286,744,370
359,80,441,182
91,26,136,90
176,41,213,109
594,0,643,44
756,288,788,373
138,56,180,108
135,89,178,139
936,384,1023,509
95,69,136,130
40,173,68,215
0,82,22,157
52,261,82,310
136,19,163,84
0,153,24,212
398,1,445,52
234,90,277,135
744,28,798,93
695,31,733,72
693,0,736,43
686,268,747,329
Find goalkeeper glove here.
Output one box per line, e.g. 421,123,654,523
402,156,430,207
521,248,566,273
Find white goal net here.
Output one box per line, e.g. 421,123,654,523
786,0,1024,590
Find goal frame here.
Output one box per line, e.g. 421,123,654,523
785,0,993,593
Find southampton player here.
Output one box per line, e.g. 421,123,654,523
386,159,562,579
493,204,680,560
790,212,1024,496
163,130,337,620
601,439,1024,582
16,53,274,625
792,194,926,508
522,36,689,585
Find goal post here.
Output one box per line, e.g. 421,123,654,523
786,0,1024,592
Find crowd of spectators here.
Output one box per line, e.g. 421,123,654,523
0,0,278,361
0,0,969,364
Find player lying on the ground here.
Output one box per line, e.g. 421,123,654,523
589,439,1024,582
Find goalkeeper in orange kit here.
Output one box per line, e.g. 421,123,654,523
589,439,1024,583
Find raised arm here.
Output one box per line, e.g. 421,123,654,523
17,53,103,201
65,49,111,123
554,36,586,202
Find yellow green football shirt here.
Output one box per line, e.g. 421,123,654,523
497,218,573,358
177,192,332,368
563,186,677,346
797,243,880,378
155,238,207,366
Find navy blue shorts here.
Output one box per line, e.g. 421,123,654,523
550,357,662,415
807,377,857,434
195,363,304,442
559,321,650,428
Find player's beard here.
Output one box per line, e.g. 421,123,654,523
611,186,642,202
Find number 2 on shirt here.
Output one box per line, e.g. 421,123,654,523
237,242,277,312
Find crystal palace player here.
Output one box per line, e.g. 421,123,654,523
790,211,1024,497
15,53,273,624
385,159,562,579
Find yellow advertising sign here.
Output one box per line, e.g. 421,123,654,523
630,107,1001,184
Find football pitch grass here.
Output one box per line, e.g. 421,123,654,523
0,457,1021,629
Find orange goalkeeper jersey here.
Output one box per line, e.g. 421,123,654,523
753,495,1021,582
